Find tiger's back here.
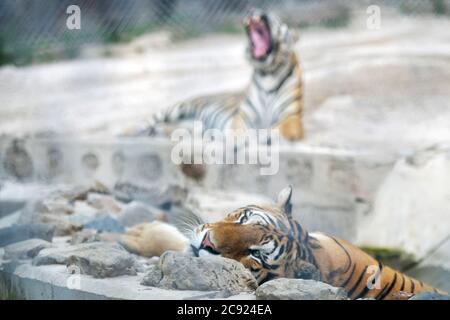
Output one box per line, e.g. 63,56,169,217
311,233,442,300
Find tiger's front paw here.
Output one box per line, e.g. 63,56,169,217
278,114,304,141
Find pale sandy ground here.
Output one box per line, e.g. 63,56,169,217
1,15,450,157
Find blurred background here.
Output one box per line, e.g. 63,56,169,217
1,0,449,65
0,0,449,298
0,0,449,144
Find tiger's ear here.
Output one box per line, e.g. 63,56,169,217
277,186,293,217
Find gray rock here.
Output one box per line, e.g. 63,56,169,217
34,197,73,216
86,193,122,214
0,223,54,246
141,264,163,286
67,248,137,278
409,291,450,300
70,229,100,245
4,238,54,260
33,242,137,278
68,201,100,225
39,214,82,236
118,201,163,227
141,251,258,294
113,182,187,209
84,215,124,233
71,230,121,245
256,278,348,300
61,182,110,203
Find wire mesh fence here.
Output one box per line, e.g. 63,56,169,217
0,0,449,65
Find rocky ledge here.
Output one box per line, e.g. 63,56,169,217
141,251,258,295
0,181,448,300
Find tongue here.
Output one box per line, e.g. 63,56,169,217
251,30,269,58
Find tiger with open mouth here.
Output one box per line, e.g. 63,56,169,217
144,9,304,141
188,186,447,300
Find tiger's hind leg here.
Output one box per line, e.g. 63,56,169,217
277,113,304,141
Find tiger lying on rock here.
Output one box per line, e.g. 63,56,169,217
143,9,305,141
188,186,447,300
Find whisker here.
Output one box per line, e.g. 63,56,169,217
172,205,206,237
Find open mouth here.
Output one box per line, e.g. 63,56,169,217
245,15,272,60
199,232,220,255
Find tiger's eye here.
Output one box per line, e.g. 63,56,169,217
250,249,261,258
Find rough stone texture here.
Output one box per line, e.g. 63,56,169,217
38,214,82,236
86,193,123,214
118,201,161,227
33,242,137,278
84,215,124,233
4,239,54,260
61,182,110,203
70,229,100,245
0,262,227,300
69,201,100,225
256,278,348,300
141,251,258,294
67,249,136,278
33,197,73,216
113,182,187,209
0,224,54,247
141,264,163,286
409,292,450,300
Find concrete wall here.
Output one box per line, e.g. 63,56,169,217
0,135,395,241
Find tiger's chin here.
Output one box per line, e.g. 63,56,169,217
189,246,220,258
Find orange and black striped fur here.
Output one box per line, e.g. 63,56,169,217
189,187,447,300
143,10,304,141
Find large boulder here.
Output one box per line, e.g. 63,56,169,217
141,251,258,294
118,201,163,227
256,278,348,300
356,145,450,291
83,215,124,233
113,182,187,209
4,238,54,260
86,193,123,214
33,242,138,278
358,144,450,258
0,223,54,246
38,213,82,236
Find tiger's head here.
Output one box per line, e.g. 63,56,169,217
244,9,298,72
189,186,311,284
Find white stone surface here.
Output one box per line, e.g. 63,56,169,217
1,262,222,300
357,145,450,265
